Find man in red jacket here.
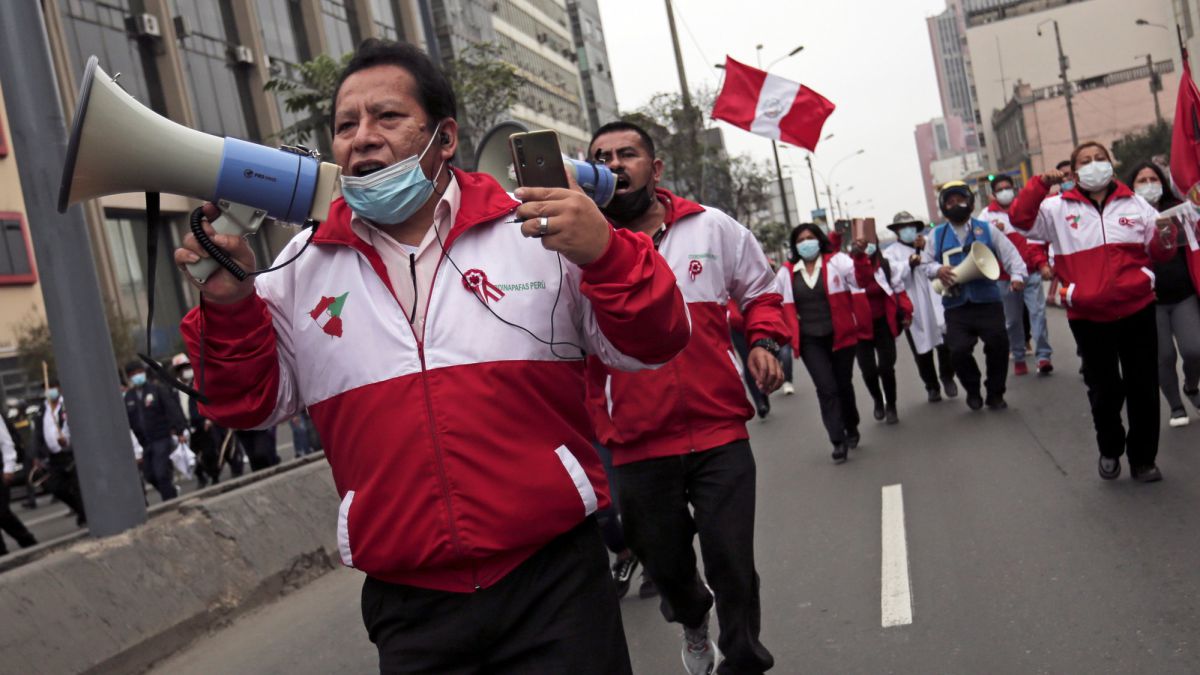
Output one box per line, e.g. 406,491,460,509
174,40,690,673
587,121,787,675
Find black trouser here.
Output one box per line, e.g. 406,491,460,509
857,316,898,407
1069,304,1160,467
944,301,1009,397
800,334,860,445
905,330,955,392
143,438,177,501
361,517,631,675
730,329,766,410
615,440,773,674
237,429,280,472
0,478,36,554
45,452,84,519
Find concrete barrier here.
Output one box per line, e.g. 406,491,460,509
0,456,341,675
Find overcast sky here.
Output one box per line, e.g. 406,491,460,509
596,0,950,226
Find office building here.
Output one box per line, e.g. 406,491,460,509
566,0,619,133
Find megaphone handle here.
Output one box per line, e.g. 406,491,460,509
186,201,268,285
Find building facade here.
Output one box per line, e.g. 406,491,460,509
914,115,980,221
566,0,619,133
927,0,982,150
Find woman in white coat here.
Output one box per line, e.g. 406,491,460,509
883,212,958,402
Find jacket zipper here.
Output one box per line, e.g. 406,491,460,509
408,252,418,325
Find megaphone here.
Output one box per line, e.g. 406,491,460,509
932,241,1000,295
474,120,615,207
58,57,341,284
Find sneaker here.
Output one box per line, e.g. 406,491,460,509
966,392,984,410
638,573,659,599
885,405,898,424
942,379,958,398
927,388,942,403
1169,410,1191,428
1098,456,1121,480
781,381,795,396
872,400,885,421
845,430,860,450
1037,359,1054,375
985,394,1007,410
682,614,717,675
831,442,848,464
1131,464,1163,483
611,554,640,599
1013,361,1028,376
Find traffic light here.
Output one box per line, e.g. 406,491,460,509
988,173,996,181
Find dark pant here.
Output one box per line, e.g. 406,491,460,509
237,429,280,472
593,442,627,554
800,334,860,445
730,329,766,410
945,302,1009,397
905,330,955,392
0,478,36,554
780,345,794,383
615,440,773,674
1069,304,1160,467
45,452,84,519
857,316,898,407
142,438,177,501
361,518,631,675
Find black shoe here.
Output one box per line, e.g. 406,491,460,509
985,394,1007,410
638,573,659,599
1185,387,1200,410
885,405,898,424
873,400,885,421
1098,456,1121,480
756,399,770,419
611,554,639,598
845,430,860,450
831,443,848,464
17,535,36,549
966,392,984,410
942,379,958,398
927,388,942,403
1131,464,1163,483
76,514,87,527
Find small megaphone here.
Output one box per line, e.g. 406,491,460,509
58,56,341,284
932,241,1001,295
474,120,615,207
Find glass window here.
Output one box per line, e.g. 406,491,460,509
172,0,258,140
0,214,35,284
321,0,361,58
370,0,406,41
58,0,157,112
104,211,189,356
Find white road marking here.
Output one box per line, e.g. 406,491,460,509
881,483,913,627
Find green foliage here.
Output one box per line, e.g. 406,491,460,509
14,302,137,385
1112,121,1172,178
444,43,526,166
264,53,353,150
625,89,731,206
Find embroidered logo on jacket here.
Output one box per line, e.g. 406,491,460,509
310,292,349,337
1066,214,1081,229
1118,216,1142,227
688,260,703,280
462,269,506,303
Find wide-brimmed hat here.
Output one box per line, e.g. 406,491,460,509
887,211,924,232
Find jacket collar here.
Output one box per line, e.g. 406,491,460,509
656,187,706,228
1060,180,1135,205
985,200,1009,214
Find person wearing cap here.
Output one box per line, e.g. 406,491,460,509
921,181,1028,410
884,212,958,402
123,361,187,501
984,175,1054,376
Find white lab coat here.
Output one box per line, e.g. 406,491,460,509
884,241,944,354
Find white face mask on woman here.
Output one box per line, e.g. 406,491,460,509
1076,161,1114,192
1135,182,1163,205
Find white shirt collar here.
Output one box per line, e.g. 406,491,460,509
350,171,461,253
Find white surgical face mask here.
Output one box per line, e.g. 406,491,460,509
995,189,1015,206
1135,182,1163,205
1076,161,1113,192
898,228,917,244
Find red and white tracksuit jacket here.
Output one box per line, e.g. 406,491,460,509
852,254,913,339
586,189,789,466
1011,178,1174,322
982,201,1049,281
180,169,690,592
778,252,867,352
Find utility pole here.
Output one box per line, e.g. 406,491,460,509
0,2,147,536
664,0,693,113
826,183,837,222
1145,54,1164,125
805,154,824,219
663,0,705,201
1050,20,1079,148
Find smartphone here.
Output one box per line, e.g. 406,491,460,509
509,130,569,189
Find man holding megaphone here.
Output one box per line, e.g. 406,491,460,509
921,181,1028,411
174,39,689,674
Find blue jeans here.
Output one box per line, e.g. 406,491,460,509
1001,274,1051,362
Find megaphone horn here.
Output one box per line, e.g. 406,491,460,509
474,120,616,207
58,57,341,284
932,241,1000,295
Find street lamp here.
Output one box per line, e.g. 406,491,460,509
1036,19,1078,147
1136,18,1188,67
825,150,865,223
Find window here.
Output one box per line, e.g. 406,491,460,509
58,0,158,113
172,0,259,140
321,0,361,58
104,211,190,355
0,213,36,285
370,0,406,41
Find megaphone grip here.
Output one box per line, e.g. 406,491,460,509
187,207,248,283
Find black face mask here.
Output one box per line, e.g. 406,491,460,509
602,183,656,225
941,204,972,224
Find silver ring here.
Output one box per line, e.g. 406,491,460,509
538,216,550,237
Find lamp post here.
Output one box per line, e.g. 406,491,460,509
1037,19,1078,148
824,150,865,224
1137,54,1164,125
1137,18,1188,78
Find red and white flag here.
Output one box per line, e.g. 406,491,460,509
1172,52,1200,204
711,56,835,151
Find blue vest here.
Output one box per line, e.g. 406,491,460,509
931,218,1002,309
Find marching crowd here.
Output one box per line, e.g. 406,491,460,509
1,37,1194,675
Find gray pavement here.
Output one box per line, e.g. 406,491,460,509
149,307,1200,674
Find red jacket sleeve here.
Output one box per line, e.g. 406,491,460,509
580,227,690,365
1010,177,1052,231
180,293,281,430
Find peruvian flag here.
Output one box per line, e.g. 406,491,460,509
309,292,348,337
711,56,835,151
1172,53,1200,204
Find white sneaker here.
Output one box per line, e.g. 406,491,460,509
1169,411,1190,428
781,381,795,396
681,613,717,675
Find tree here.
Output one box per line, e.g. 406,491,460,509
625,88,730,206
264,53,353,152
444,43,526,167
14,301,137,385
727,155,774,227
1112,121,1172,178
